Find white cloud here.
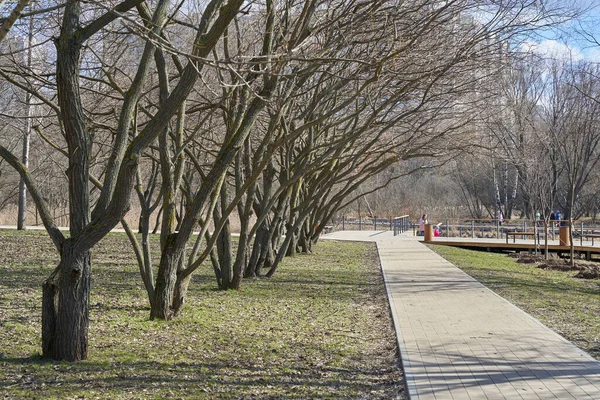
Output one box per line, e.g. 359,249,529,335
520,40,584,61
582,47,600,62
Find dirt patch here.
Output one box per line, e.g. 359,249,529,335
575,264,600,279
537,260,599,280
537,259,581,272
516,255,540,264
514,254,600,280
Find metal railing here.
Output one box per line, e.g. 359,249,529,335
393,215,410,236
329,216,600,244
332,215,411,233
427,219,600,242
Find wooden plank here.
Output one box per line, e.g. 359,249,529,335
422,238,600,254
505,231,536,243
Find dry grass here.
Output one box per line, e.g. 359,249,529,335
0,229,405,399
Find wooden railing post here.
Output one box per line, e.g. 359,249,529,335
559,226,570,247
424,224,433,241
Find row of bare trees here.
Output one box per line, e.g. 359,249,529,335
454,53,600,223
0,0,568,360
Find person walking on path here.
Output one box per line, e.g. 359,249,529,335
497,211,504,226
418,214,427,236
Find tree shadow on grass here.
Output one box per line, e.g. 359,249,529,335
469,272,600,297
383,269,600,297
0,266,50,289
0,356,405,398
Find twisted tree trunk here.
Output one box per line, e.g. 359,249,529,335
150,233,182,320
42,239,91,361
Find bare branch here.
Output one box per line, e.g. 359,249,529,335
0,145,65,251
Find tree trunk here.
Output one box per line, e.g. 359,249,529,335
567,186,575,268
298,219,311,253
246,227,264,278
569,218,575,268
172,266,191,316
150,233,181,320
246,223,271,277
543,220,549,260
42,239,91,361
285,222,298,257
214,219,233,289
17,14,34,230
230,226,249,289
152,207,163,234
266,213,308,278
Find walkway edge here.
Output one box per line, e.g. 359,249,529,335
322,232,600,398
423,244,600,365
376,242,418,400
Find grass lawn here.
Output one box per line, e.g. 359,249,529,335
0,230,405,399
427,244,600,361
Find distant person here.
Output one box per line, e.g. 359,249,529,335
497,211,504,226
434,225,441,237
418,214,427,236
535,211,541,220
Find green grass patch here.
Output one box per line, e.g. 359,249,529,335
0,230,404,399
427,244,600,360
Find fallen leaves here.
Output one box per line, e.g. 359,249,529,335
0,231,406,399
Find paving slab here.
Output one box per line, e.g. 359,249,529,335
322,231,600,399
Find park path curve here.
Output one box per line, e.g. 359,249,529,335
322,231,600,400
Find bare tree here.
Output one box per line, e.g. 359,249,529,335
16,3,34,229
475,50,548,220
543,61,600,266
0,0,32,44
0,0,571,361
0,0,244,361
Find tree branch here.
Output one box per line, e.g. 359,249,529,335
0,145,65,251
0,0,31,44
78,0,147,43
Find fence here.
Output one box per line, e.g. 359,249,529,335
428,219,600,241
330,217,600,242
333,215,412,235
333,215,411,233
393,216,410,236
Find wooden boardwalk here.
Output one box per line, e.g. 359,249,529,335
422,236,600,260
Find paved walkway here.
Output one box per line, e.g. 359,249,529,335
323,231,600,399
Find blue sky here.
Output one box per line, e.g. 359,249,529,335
528,0,600,62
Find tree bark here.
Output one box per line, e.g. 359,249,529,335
150,233,181,320
42,239,91,361
172,268,191,316
0,0,31,44
214,217,233,289
246,223,271,277
17,12,34,230
298,221,311,253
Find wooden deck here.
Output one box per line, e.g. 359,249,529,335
422,236,600,260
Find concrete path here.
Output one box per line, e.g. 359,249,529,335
322,231,600,399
